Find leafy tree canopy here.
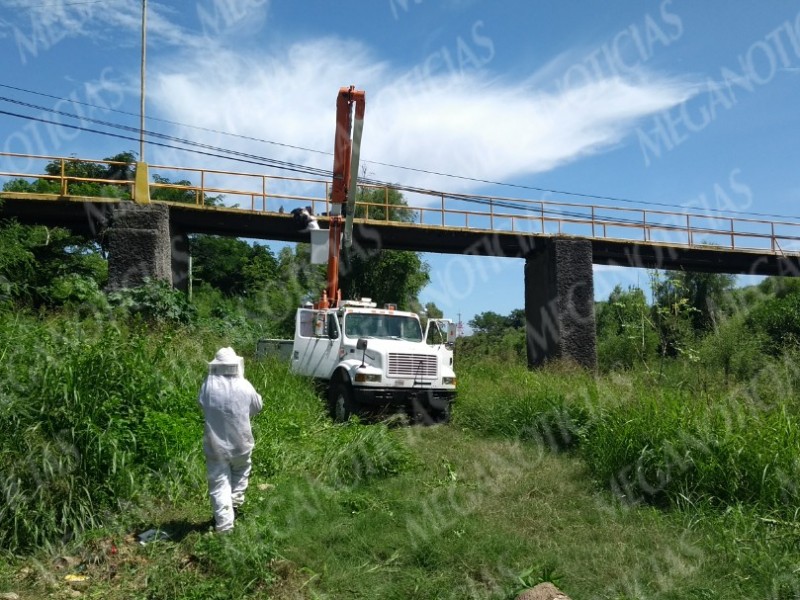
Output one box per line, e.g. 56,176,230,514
190,235,278,297
340,248,429,310
354,185,415,223
469,309,525,336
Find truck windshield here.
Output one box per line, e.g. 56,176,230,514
344,313,423,342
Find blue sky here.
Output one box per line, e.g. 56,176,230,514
1,0,799,330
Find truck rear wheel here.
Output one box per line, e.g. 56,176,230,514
330,381,355,422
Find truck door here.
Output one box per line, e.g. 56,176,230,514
425,319,454,346
425,319,455,371
293,309,341,379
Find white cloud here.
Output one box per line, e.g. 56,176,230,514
146,36,698,204
0,0,262,57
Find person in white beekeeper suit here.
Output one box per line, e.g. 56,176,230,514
198,347,263,533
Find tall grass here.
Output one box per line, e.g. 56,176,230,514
249,356,412,488
0,312,211,551
0,309,412,554
454,357,800,516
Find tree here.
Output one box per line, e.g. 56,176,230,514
190,236,278,296
150,174,223,206
595,285,659,369
1,153,223,206
340,248,429,310
680,270,735,331
3,152,136,198
424,302,443,319
650,271,698,360
0,219,107,305
469,311,512,337
354,186,415,223
332,185,429,309
460,308,526,362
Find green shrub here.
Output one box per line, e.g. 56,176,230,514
46,274,110,315
746,293,800,354
697,314,767,381
109,278,197,324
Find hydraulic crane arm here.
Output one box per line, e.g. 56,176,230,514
319,86,366,309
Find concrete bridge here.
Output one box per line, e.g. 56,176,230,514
3,153,800,369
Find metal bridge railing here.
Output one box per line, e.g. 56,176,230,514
1,152,799,256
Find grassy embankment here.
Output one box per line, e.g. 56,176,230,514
2,310,800,599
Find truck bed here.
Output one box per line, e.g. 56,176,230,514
256,339,294,361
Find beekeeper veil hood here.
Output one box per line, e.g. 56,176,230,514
208,347,244,377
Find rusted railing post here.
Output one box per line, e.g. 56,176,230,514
642,210,647,241
540,202,545,234
730,218,735,249
771,222,776,253
60,158,67,196
687,214,692,246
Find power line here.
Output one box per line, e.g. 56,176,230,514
0,95,335,177
0,109,332,178
0,82,331,157
2,83,799,223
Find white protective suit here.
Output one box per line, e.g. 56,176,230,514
198,348,263,532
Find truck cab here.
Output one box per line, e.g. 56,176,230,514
290,299,457,422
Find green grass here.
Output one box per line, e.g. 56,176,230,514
3,311,800,598
455,358,800,515
3,412,797,598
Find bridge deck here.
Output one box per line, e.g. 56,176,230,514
1,153,799,276
2,194,799,277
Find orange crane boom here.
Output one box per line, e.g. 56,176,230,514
318,85,366,309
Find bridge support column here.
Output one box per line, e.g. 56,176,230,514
107,204,172,290
524,238,596,369
170,224,190,293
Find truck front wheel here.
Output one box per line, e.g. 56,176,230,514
329,381,355,422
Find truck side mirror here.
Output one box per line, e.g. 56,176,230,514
357,338,368,368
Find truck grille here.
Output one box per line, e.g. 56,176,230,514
387,354,438,379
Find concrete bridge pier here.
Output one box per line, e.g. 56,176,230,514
524,238,597,369
107,204,172,291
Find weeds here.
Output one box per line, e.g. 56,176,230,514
455,357,800,518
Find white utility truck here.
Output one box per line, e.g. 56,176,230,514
258,86,457,422
259,299,457,422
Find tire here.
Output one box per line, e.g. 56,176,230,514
432,402,451,424
409,396,434,426
410,394,451,425
408,398,450,425
329,381,355,422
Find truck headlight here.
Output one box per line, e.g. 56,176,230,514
442,377,457,386
354,373,382,383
